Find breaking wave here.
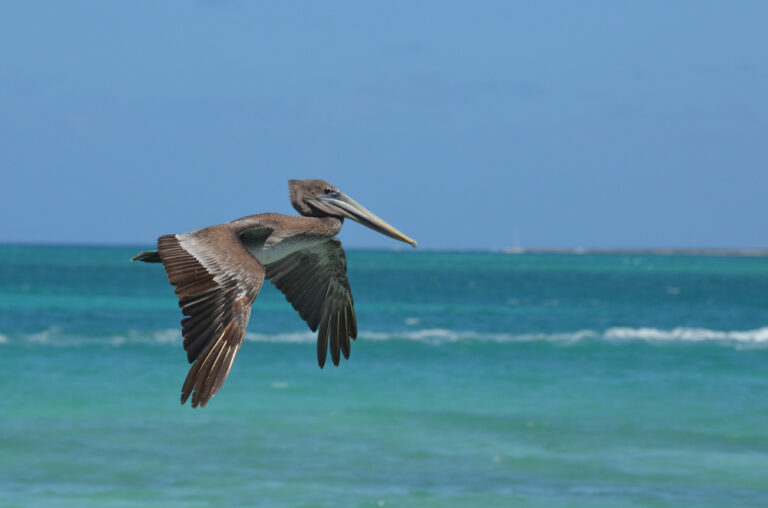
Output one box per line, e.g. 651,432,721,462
2,326,768,348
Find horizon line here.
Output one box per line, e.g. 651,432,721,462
1,241,767,257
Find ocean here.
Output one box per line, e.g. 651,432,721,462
1,245,767,507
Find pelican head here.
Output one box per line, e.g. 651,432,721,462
289,179,417,247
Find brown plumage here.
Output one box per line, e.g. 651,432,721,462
264,239,357,367
133,179,416,408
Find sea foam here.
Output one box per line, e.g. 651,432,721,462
603,326,768,343
2,326,768,347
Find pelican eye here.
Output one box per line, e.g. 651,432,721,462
324,187,338,197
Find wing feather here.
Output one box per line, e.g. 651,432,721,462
158,226,266,408
317,318,330,368
330,309,340,366
341,309,351,360
265,238,356,368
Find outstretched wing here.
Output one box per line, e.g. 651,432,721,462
157,225,266,408
265,238,357,368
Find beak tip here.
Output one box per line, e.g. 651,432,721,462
410,240,418,248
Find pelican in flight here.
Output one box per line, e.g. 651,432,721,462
132,179,417,408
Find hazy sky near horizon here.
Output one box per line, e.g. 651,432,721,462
1,2,766,249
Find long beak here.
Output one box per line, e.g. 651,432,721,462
313,192,417,247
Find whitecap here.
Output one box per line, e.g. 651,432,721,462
603,326,768,343
6,326,768,348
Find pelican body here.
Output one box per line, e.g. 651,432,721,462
132,179,416,408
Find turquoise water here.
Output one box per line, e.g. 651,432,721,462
1,246,768,507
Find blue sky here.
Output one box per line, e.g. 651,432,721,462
1,1,766,249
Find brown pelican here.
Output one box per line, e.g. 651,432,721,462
132,179,417,408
